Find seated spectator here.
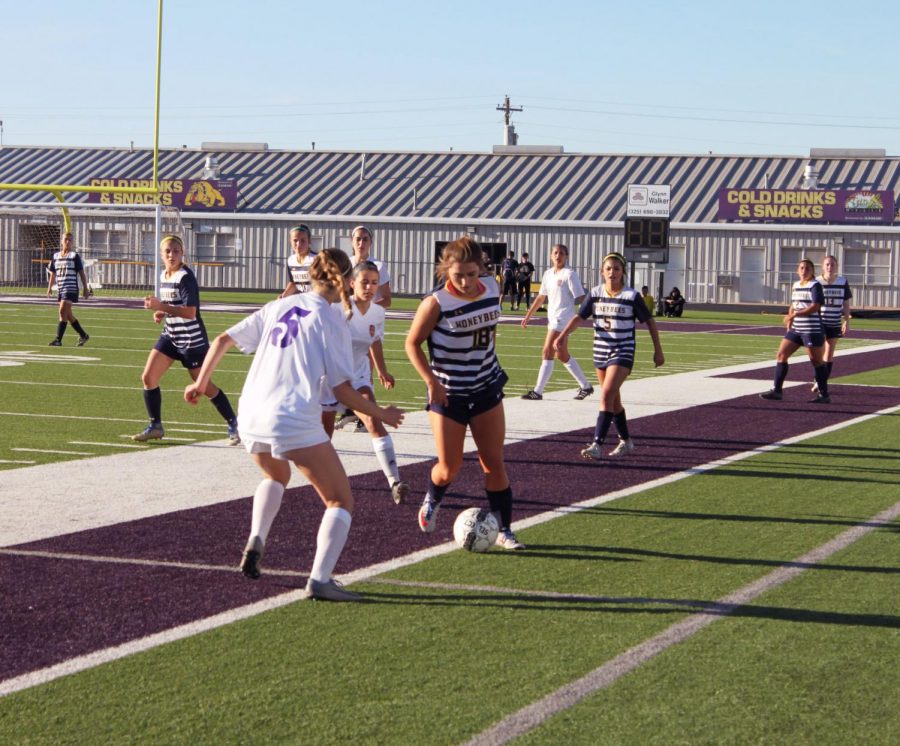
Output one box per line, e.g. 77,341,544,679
641,286,655,316
663,287,685,317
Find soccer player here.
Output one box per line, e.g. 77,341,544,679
520,244,594,401
281,224,317,297
813,255,852,392
499,250,518,310
554,252,665,461
132,235,239,444
46,232,91,346
514,252,535,310
405,236,524,550
185,248,404,602
760,258,830,404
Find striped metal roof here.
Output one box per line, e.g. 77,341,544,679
2,145,898,223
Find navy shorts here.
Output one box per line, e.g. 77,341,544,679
57,290,79,303
154,335,208,370
784,329,825,348
593,345,635,371
824,325,843,340
427,374,507,426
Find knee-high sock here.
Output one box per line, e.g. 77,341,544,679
309,506,352,583
248,479,285,545
210,389,237,424
613,409,630,441
487,486,513,531
773,362,789,392
594,411,614,444
372,435,400,485
143,386,162,423
71,319,87,337
826,360,833,379
813,363,829,396
426,479,450,504
56,321,68,340
563,357,590,388
534,360,554,394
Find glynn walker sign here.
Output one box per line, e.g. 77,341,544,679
87,178,238,211
717,188,894,224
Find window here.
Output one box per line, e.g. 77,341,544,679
844,247,891,286
779,246,825,283
88,229,129,260
194,232,235,262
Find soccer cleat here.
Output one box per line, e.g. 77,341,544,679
76,334,90,347
304,578,362,602
521,390,543,400
227,422,241,446
574,386,594,400
132,423,164,442
608,438,636,457
353,418,368,433
334,412,359,430
48,339,62,347
418,498,441,533
810,393,831,404
240,536,264,580
581,441,603,461
391,481,410,505
759,390,783,401
495,529,526,550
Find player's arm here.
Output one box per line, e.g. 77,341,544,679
280,281,298,298
185,332,236,403
404,296,446,405
46,268,56,295
333,381,403,428
842,299,852,334
78,270,91,298
143,296,197,320
375,282,392,308
521,294,547,328
644,317,665,367
369,339,394,389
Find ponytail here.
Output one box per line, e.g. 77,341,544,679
310,248,353,319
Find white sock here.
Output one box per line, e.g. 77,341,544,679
563,357,590,388
309,506,352,583
372,435,400,485
248,479,285,545
534,359,554,394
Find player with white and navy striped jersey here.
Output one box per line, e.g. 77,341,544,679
555,252,664,461
132,235,240,444
760,258,831,404
815,255,853,390
281,224,317,296
520,244,593,401
184,248,404,602
46,232,91,347
405,236,524,550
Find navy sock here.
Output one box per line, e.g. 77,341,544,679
593,411,614,444
773,361,789,392
613,410,630,441
826,361,833,379
56,321,67,340
426,479,450,504
143,387,162,423
71,319,86,337
210,390,237,424
486,486,513,530
813,364,829,396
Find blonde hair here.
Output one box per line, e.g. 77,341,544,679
435,236,485,282
310,248,353,318
160,234,184,251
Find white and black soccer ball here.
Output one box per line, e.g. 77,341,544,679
453,508,499,553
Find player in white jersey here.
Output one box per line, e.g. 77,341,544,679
760,258,830,404
185,249,404,602
555,252,664,461
813,255,852,392
520,244,594,401
132,235,240,444
405,236,524,550
46,232,91,347
281,224,317,297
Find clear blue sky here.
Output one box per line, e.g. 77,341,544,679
2,0,898,156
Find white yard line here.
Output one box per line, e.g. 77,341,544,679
12,448,94,456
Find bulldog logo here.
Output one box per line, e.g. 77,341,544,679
185,180,226,208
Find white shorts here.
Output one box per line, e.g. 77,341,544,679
242,428,329,459
548,313,575,333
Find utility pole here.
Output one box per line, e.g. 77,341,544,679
496,95,523,146
496,95,522,126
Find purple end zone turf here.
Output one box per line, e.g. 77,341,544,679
719,346,900,382
3,382,900,683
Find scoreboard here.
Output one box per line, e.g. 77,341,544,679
623,216,669,263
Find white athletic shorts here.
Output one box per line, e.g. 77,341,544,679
548,311,575,333
242,429,329,459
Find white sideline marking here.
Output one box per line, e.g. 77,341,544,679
116,435,196,443
465,498,900,746
2,402,897,699
12,448,94,456
69,441,149,449
0,459,35,465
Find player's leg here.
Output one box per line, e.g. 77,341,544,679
133,348,175,441
806,342,830,402
188,364,239,443
357,386,407,503
761,337,800,399
418,411,467,532
240,451,292,579
523,329,557,400
552,327,592,397
582,365,628,460
50,299,72,344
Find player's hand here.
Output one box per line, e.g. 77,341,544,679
153,311,166,324
379,405,404,429
379,372,395,390
427,379,448,407
653,351,665,368
184,383,203,405
46,289,52,297
552,335,566,353
520,317,530,329
143,295,160,311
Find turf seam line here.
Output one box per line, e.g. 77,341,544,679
463,498,900,746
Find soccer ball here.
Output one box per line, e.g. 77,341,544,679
453,508,499,553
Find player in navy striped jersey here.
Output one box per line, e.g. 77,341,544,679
405,236,524,550
554,252,664,461
813,255,852,393
132,235,240,443
760,258,831,404
280,225,317,297
46,232,91,346
184,249,404,601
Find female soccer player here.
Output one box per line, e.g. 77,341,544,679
132,235,239,444
341,260,410,504
281,224,317,297
813,254,852,392
760,258,830,404
46,232,91,346
350,225,392,308
520,244,593,401
554,252,664,461
405,236,524,550
185,249,404,602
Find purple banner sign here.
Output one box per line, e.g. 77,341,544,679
717,188,894,224
87,178,238,211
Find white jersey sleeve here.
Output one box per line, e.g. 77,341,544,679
226,305,269,354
